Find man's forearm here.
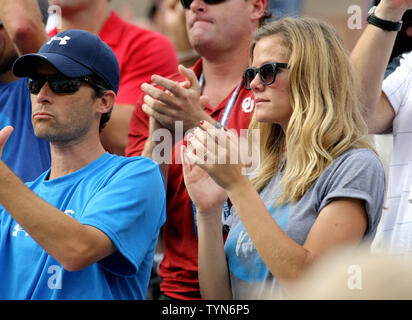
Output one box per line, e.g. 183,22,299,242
0,161,115,271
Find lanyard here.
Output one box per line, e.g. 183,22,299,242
192,72,243,236
199,72,242,127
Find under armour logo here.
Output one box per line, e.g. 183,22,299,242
12,224,28,237
47,36,71,45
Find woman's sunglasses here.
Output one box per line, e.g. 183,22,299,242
243,62,289,90
27,74,103,95
180,0,225,9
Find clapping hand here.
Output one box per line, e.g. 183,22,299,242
182,121,250,193
141,65,211,134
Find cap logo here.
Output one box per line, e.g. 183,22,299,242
46,36,71,45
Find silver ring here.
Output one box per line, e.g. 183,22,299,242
214,122,223,130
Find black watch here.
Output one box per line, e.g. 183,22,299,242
367,6,403,31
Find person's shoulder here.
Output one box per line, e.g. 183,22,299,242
401,51,412,62
112,12,174,46
398,51,412,72
388,51,412,72
97,154,164,185
0,78,27,90
105,153,159,169
25,170,51,188
117,154,166,175
332,148,384,173
335,147,380,162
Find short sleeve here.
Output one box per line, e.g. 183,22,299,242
318,149,386,239
78,158,166,276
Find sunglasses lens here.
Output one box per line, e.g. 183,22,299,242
260,64,276,85
28,75,83,94
181,0,225,9
28,78,43,94
180,0,192,9
49,78,82,93
244,69,257,90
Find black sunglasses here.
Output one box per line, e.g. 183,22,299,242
243,62,289,90
27,74,104,95
180,0,225,9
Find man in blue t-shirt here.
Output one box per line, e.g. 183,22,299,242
0,29,166,299
0,0,51,182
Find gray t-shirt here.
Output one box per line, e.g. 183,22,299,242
224,148,386,299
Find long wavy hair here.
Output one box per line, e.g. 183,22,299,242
248,17,374,204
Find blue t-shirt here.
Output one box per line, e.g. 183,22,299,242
0,152,166,300
0,78,50,182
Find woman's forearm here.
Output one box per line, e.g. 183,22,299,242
197,212,232,299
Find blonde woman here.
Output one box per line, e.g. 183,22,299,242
181,17,386,299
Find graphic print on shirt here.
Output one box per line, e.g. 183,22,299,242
226,204,289,282
12,224,28,237
11,209,76,239
241,97,255,113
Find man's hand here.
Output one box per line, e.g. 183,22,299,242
0,126,13,156
141,64,214,134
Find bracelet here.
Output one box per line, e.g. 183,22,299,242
367,6,403,32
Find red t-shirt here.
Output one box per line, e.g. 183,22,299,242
126,59,256,299
49,11,179,105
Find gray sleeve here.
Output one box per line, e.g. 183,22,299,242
318,150,386,239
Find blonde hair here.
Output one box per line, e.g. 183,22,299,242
248,17,373,204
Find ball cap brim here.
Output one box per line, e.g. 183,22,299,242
12,53,94,79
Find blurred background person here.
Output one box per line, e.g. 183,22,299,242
146,0,200,67
0,0,51,182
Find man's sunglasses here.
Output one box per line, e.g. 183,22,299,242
180,0,225,9
243,62,289,90
27,74,104,95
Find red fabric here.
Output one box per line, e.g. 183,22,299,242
48,28,57,37
99,12,179,105
49,12,179,106
126,59,256,299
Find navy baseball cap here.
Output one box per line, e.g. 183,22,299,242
13,29,120,94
